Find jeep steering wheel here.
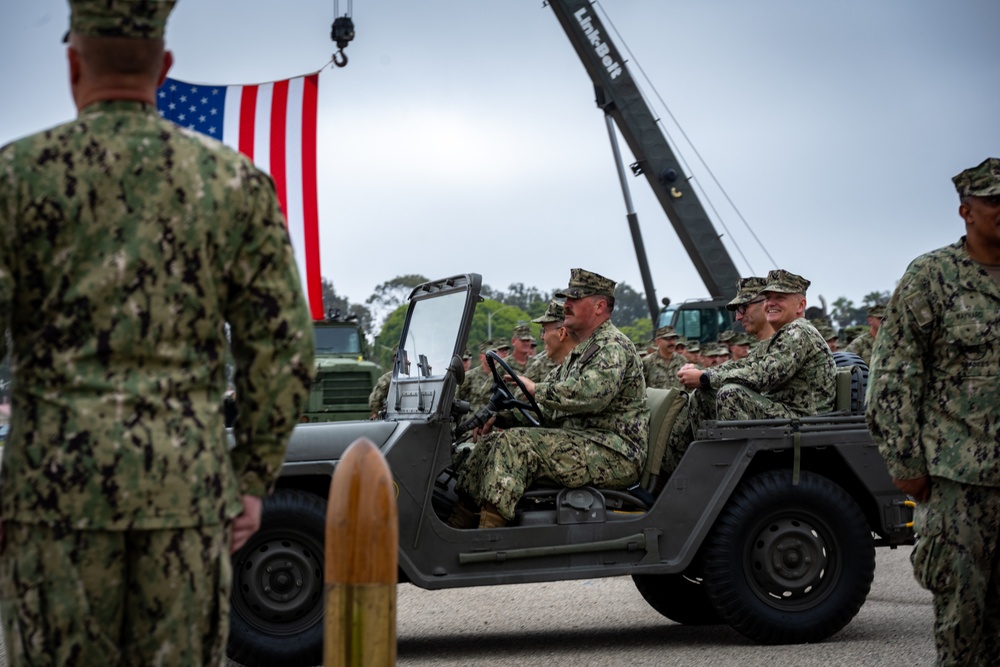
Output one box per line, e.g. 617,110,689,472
485,351,544,427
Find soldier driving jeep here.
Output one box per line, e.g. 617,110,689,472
448,268,649,529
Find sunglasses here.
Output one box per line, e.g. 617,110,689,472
736,298,766,316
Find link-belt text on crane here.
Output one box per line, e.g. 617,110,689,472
574,7,623,79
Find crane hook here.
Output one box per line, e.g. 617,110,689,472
331,15,355,68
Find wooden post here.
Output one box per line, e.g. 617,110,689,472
324,437,398,666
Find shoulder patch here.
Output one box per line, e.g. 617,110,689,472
903,291,934,329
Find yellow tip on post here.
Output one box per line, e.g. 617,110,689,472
324,437,398,666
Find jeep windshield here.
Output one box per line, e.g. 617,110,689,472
313,326,362,355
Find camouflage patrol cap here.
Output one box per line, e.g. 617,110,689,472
718,330,736,344
952,157,1000,198
810,319,837,341
654,325,680,340
493,338,511,352
554,268,616,299
731,333,755,346
512,323,535,342
476,340,492,354
726,276,768,310
462,348,471,360
867,304,887,320
67,0,175,40
761,269,810,295
703,344,730,358
674,337,690,349
531,300,565,324
685,341,701,354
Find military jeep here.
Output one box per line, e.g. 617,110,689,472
226,274,914,667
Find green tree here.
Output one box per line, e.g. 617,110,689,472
467,300,532,353
619,318,654,350
372,304,408,369
366,274,429,334
862,291,890,308
830,296,856,328
320,277,374,338
612,282,650,327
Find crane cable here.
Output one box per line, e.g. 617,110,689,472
594,1,779,275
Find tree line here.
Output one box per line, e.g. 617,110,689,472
323,275,890,371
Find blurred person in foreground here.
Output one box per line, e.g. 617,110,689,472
0,1,314,664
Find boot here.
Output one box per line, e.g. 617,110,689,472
478,503,508,529
446,501,479,529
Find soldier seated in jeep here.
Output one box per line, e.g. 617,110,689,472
449,269,649,529
664,269,836,476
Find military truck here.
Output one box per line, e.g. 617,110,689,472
225,273,915,667
302,311,382,422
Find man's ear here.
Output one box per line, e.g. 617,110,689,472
157,49,174,87
68,45,81,86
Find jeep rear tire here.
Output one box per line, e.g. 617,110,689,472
632,570,722,625
702,469,874,644
227,489,326,667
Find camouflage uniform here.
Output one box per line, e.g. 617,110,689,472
867,164,1000,667
368,370,392,416
457,271,649,521
0,3,314,664
523,351,557,382
643,353,684,390
844,330,874,364
664,271,835,475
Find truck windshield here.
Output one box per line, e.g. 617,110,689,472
314,326,362,354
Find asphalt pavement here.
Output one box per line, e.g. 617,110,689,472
0,545,933,666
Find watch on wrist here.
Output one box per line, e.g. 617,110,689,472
700,371,711,389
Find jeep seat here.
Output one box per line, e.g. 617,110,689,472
639,387,685,492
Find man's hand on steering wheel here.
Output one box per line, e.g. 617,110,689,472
486,351,543,426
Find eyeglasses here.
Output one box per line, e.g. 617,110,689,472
736,298,766,316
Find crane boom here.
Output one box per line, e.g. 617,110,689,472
548,0,742,303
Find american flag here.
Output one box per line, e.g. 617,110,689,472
156,74,324,320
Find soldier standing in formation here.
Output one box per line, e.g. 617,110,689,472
845,303,885,365
453,269,648,529
642,326,685,390
504,322,536,374
867,157,1000,666
0,1,314,664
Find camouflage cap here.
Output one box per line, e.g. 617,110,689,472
718,330,736,344
462,348,471,359
731,333,756,346
703,344,730,357
952,157,1000,198
493,338,511,352
67,0,175,40
531,300,565,324
726,276,768,311
810,319,837,341
554,268,616,300
761,269,810,295
685,341,701,353
476,340,493,354
867,304,887,319
654,325,680,340
512,323,535,342
674,337,690,349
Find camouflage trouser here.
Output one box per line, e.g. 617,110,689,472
714,383,799,421
911,478,1000,666
662,385,801,477
0,521,232,667
457,427,641,521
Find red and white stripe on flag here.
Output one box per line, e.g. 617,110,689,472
157,74,324,320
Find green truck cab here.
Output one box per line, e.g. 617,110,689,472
302,312,382,423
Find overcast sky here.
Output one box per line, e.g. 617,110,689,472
3,0,998,318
